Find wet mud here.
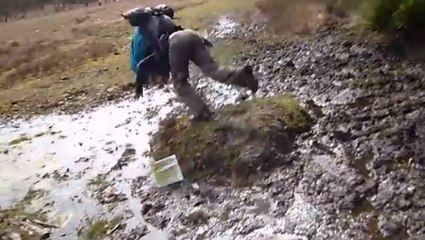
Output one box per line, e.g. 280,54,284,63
131,20,425,239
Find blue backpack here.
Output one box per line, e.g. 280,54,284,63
130,27,148,74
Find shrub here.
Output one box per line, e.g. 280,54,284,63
364,0,425,35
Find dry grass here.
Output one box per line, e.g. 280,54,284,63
0,53,134,115
0,0,145,89
0,40,116,89
256,0,360,35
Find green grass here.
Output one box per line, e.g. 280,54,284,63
150,94,313,182
277,95,314,130
0,193,47,240
9,135,32,145
362,0,425,35
85,216,121,240
21,189,46,205
87,175,109,193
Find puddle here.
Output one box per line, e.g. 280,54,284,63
0,78,243,238
0,87,178,238
195,77,247,108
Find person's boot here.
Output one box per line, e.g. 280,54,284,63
232,65,258,94
209,65,259,94
191,106,213,122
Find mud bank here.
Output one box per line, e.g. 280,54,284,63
150,95,313,185
130,22,425,240
242,23,425,238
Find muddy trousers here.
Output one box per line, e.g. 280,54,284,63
168,29,257,118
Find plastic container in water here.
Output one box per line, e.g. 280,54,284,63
153,154,184,187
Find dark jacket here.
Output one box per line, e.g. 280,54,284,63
134,14,182,98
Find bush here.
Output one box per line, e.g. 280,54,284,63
364,0,425,35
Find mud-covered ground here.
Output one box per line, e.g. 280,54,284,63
2,13,425,240
130,20,425,240
0,18,252,240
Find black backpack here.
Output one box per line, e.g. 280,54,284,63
150,4,175,19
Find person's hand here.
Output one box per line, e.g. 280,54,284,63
133,92,143,101
158,33,170,54
203,38,213,48
134,83,144,101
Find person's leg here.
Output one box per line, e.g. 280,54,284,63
169,30,211,120
135,68,150,98
189,32,259,94
149,57,170,88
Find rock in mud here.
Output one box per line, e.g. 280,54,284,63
150,95,313,185
184,208,209,225
123,226,150,240
111,146,136,171
101,187,128,204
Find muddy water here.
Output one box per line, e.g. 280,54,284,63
0,78,244,240
0,87,180,238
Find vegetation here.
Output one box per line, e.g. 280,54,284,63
0,0,104,22
85,216,121,240
363,0,425,36
256,0,425,39
87,175,109,193
9,135,32,145
0,189,49,240
150,95,313,184
0,208,48,240
21,189,46,205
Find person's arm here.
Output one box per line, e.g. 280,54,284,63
134,53,155,99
